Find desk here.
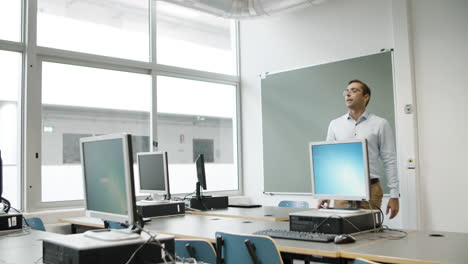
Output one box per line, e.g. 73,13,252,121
59,214,467,264
186,206,307,221
0,229,64,264
341,230,468,264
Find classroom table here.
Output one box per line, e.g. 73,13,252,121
60,213,412,263
59,212,468,264
0,229,64,264
185,205,308,221
341,230,468,264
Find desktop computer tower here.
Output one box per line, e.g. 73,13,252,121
289,209,381,235
43,233,175,264
186,196,229,210
136,201,185,218
0,212,22,231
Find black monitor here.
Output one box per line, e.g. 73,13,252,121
0,150,10,214
195,154,207,199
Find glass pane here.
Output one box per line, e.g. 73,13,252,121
156,76,238,195
0,51,22,208
0,1,22,41
41,62,151,202
38,0,149,61
156,1,237,75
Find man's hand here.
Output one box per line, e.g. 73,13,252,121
317,200,330,209
386,198,399,219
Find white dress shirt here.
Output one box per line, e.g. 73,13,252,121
327,112,399,198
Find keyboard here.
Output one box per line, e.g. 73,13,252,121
254,229,336,243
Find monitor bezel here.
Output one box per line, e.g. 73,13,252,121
80,133,137,225
309,139,371,201
137,151,169,196
195,154,207,190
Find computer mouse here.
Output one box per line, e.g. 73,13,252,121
334,234,356,244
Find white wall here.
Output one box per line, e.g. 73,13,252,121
410,0,468,232
239,0,395,212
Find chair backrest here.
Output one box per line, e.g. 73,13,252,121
278,200,309,208
25,217,46,231
104,220,126,229
355,258,380,264
216,231,283,264
175,239,217,264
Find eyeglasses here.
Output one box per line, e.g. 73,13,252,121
342,88,362,96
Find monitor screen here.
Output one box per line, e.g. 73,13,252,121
80,134,137,225
309,139,370,201
137,152,169,196
195,154,207,190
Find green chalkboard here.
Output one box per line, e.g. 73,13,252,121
262,52,395,194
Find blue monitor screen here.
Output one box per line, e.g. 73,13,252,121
310,140,370,200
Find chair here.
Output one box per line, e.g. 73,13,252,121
175,239,217,264
25,217,46,231
278,200,309,208
104,220,126,229
354,258,380,264
215,231,283,264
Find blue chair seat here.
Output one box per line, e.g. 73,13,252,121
175,239,217,264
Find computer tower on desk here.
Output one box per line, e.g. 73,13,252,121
43,233,175,264
136,201,185,218
187,196,229,211
289,209,381,235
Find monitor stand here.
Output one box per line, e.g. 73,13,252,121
139,194,170,205
319,201,364,214
83,226,141,241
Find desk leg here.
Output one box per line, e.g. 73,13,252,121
71,224,77,234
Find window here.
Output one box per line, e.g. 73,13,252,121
41,62,151,202
156,1,237,75
0,51,22,208
156,76,238,194
37,0,149,61
0,1,22,42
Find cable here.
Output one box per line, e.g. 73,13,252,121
183,191,195,201
0,197,11,213
124,225,176,264
380,225,408,239
361,200,385,227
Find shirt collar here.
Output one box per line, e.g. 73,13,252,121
346,111,370,122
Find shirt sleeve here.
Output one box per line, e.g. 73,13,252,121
379,120,400,198
326,120,336,141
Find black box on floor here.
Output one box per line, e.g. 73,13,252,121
136,201,185,218
42,233,175,264
289,209,381,234
187,196,228,210
0,212,22,231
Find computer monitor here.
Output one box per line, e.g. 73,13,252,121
309,139,371,202
137,151,171,200
80,134,138,226
195,154,207,198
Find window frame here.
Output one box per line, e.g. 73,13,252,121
15,0,241,211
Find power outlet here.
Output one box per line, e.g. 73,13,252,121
407,158,416,169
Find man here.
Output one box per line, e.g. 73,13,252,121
318,80,400,219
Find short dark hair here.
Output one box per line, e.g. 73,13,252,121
348,79,371,106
